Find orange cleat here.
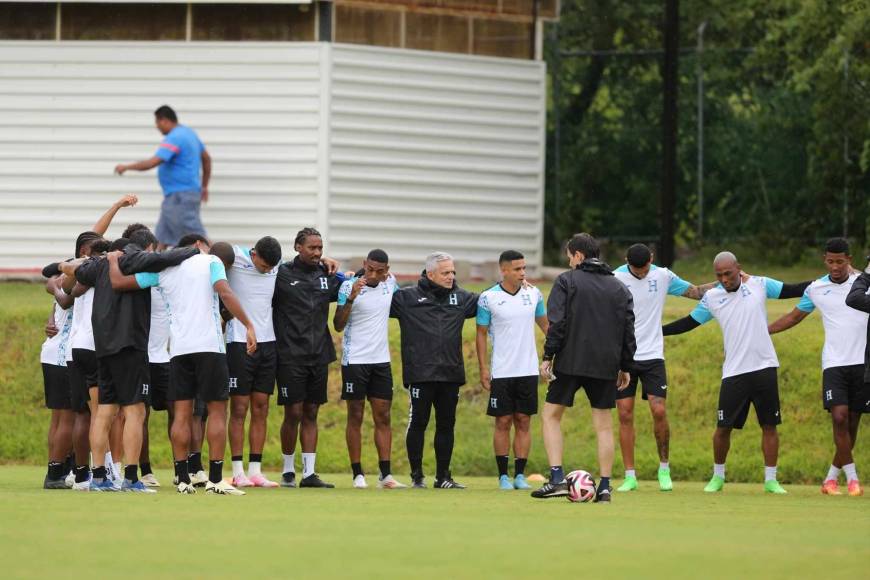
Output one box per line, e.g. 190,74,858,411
820,479,841,495
847,480,864,497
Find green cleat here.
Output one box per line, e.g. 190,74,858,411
658,468,673,491
616,475,638,492
704,475,724,493
764,480,787,494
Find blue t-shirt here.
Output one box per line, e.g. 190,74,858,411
155,125,205,195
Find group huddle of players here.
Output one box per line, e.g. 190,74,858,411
37,196,868,499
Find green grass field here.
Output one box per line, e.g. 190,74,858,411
0,466,867,579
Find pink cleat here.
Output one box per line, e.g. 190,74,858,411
232,473,254,488
820,479,841,496
848,480,863,497
249,474,279,488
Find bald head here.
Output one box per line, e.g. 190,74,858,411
713,251,741,291
713,251,738,268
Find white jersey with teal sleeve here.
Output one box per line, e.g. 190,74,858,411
797,272,867,369
614,264,690,361
148,287,170,364
135,254,227,358
226,245,278,344
338,274,397,365
476,284,545,379
689,276,783,378
40,305,73,367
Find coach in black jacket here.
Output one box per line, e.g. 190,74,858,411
846,269,870,385
391,252,477,489
532,233,636,502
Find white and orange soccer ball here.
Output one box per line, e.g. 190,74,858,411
566,470,596,503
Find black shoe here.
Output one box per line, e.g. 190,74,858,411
531,481,569,499
280,472,297,488
411,471,426,489
43,475,69,490
433,473,466,489
299,473,334,488
595,488,612,503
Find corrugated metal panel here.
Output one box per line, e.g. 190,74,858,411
0,41,324,270
327,43,546,273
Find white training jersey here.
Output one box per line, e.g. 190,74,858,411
226,245,278,344
690,276,784,379
614,264,691,361
148,287,170,364
40,305,73,367
68,287,95,354
476,284,546,379
797,273,868,369
135,254,228,358
337,274,398,365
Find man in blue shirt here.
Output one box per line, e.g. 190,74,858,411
114,105,211,248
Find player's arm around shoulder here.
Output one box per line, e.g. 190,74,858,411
769,283,815,334
846,272,870,313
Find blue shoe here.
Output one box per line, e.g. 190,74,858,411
89,478,118,492
513,474,532,490
121,479,157,494
499,474,514,490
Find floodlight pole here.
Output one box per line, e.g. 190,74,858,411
696,21,707,241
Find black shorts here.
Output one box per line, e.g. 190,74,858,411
341,363,393,401
69,348,98,413
718,367,781,429
546,373,616,410
617,359,668,401
822,365,870,413
487,375,539,416
170,352,229,403
276,364,328,405
42,364,71,410
227,341,277,397
148,363,171,411
98,348,150,406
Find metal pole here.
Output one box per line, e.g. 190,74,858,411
696,21,706,241
843,49,849,238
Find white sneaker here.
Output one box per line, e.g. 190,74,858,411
176,481,197,495
140,473,161,487
65,472,75,488
190,470,209,487
72,479,91,491
205,480,245,496
378,474,408,489
353,474,368,489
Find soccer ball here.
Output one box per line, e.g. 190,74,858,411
566,470,596,503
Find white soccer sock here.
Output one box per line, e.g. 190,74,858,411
659,462,669,471
764,465,777,482
713,463,725,478
104,451,113,470
843,463,859,482
249,461,262,476
112,462,122,480
302,453,316,478
625,469,636,478
282,453,295,474
232,460,245,478
826,465,842,482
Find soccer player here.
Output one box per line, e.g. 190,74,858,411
391,252,478,489
532,234,635,502
613,243,717,492
476,250,548,490
226,236,283,488
273,228,343,488
663,251,810,494
109,241,257,495
333,249,406,489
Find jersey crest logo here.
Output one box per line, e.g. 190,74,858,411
449,294,458,306
648,279,658,293
522,294,532,306
740,285,751,297
319,277,329,290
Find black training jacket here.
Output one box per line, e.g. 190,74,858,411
543,259,636,380
272,257,342,366
74,245,198,358
845,272,870,383
390,274,478,386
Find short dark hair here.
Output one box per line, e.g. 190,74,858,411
825,237,850,255
129,229,158,251
367,249,389,264
177,233,209,248
109,238,130,252
209,241,235,269
626,243,652,268
154,105,178,123
75,231,103,258
254,236,282,268
499,250,524,264
122,223,149,239
294,227,321,247
567,233,599,259
89,239,111,256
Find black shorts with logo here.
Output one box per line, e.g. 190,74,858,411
822,364,870,413
341,363,393,401
98,348,150,406
617,359,668,401
69,348,98,412
487,375,539,416
42,363,71,410
546,372,616,410
277,364,328,405
170,352,229,403
227,341,277,397
718,367,781,429
148,362,171,411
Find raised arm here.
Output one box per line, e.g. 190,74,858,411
91,194,138,235
200,149,212,203
114,157,162,175
846,273,870,313
214,280,257,355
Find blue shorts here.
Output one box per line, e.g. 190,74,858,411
155,190,207,246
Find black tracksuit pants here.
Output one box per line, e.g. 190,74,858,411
405,382,460,479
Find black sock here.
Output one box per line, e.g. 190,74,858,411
92,466,107,482
75,465,90,483
139,462,152,476
495,455,509,477
188,452,203,473
436,459,451,480
231,455,243,462
124,464,138,483
174,460,191,484
249,453,262,463
599,476,610,493
515,458,527,476
209,460,223,484
48,461,64,479
64,454,74,473
550,465,565,484
351,462,363,477
378,460,391,479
